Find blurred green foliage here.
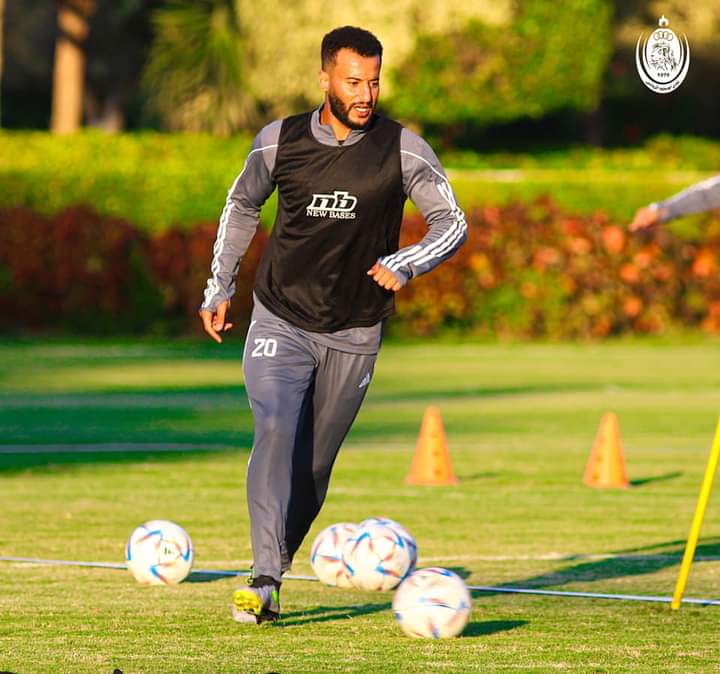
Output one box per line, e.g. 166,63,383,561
140,1,612,135
224,0,514,122
442,135,720,170
1,130,719,230
0,130,272,230
390,0,613,128
142,0,257,135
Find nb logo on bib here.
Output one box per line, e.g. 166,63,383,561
306,190,357,219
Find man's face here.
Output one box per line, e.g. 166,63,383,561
321,48,381,130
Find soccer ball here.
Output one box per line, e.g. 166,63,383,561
342,522,414,592
392,567,472,638
310,522,358,588
125,520,194,585
357,517,417,572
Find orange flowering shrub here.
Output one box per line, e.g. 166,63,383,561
2,199,720,338
394,197,720,338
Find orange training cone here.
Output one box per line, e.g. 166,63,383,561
584,412,629,488
405,406,458,485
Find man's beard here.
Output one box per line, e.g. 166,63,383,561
328,91,374,130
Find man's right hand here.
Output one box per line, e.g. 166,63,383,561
629,205,667,232
199,300,233,343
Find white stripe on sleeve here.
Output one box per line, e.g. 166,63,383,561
202,144,278,308
379,151,466,273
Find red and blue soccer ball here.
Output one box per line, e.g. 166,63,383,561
310,522,358,588
342,521,416,592
357,517,418,573
125,520,194,586
392,567,472,638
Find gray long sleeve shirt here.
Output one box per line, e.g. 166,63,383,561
655,175,720,222
201,107,467,317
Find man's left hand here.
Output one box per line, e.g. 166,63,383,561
367,262,407,292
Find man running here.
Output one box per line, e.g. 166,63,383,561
199,26,466,624
630,175,720,230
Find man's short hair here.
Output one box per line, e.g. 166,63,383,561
321,26,383,69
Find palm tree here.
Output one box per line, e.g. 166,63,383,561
142,0,256,135
51,0,96,134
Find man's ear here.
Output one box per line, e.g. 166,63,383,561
319,69,329,92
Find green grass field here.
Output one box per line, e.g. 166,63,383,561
2,338,720,672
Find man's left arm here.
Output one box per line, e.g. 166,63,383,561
373,129,467,288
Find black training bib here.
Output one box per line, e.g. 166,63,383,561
254,112,406,332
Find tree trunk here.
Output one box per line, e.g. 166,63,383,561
51,0,96,134
585,104,605,147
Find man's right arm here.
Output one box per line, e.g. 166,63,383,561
200,120,281,312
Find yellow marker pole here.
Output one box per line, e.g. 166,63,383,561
671,418,720,610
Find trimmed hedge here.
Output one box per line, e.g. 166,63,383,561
442,135,720,171
0,131,262,231
2,131,720,230
2,200,720,338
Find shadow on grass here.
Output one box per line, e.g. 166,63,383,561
481,537,720,597
456,471,501,482
445,566,472,580
0,384,255,474
0,375,620,481
278,601,391,626
463,619,528,637
629,471,682,487
280,605,528,637
185,569,247,584
0,445,251,475
369,383,598,403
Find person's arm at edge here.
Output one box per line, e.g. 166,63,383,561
630,174,720,231
367,128,467,291
199,121,280,342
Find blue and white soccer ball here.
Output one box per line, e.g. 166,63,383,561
357,517,418,573
125,520,194,585
342,522,414,592
310,522,358,588
392,567,472,638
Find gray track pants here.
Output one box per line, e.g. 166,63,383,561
242,312,377,582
